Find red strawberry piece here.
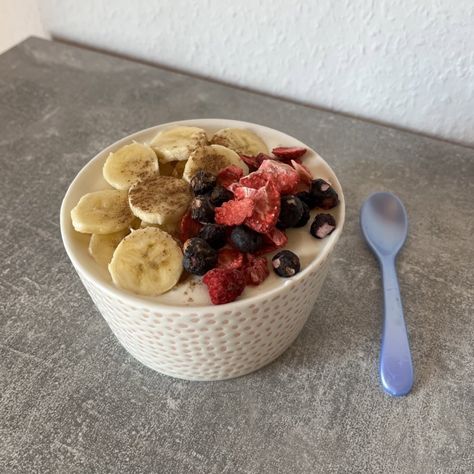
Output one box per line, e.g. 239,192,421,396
272,147,307,160
266,226,289,247
255,153,274,167
255,227,289,255
240,154,260,171
243,254,269,285
203,268,246,305
244,180,280,234
291,159,313,184
179,210,202,242
228,182,258,200
217,248,245,270
258,160,300,194
240,153,274,171
239,171,271,190
217,165,244,188
215,198,254,226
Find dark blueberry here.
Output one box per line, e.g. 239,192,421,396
190,170,216,195
191,195,215,223
198,224,227,249
277,195,304,229
272,250,301,278
230,225,263,253
293,201,310,227
310,213,336,239
183,238,217,275
296,191,315,208
309,179,339,210
209,185,233,207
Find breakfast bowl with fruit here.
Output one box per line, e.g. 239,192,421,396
60,119,345,380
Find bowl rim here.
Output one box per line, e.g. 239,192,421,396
60,118,345,311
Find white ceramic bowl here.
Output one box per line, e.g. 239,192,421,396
60,119,345,381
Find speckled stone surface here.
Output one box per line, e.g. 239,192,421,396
0,38,473,473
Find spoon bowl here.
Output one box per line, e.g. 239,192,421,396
361,192,408,258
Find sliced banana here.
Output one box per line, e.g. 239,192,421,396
71,190,134,234
103,143,159,190
109,227,183,297
140,219,179,236
150,126,208,163
210,128,269,156
89,229,129,267
182,144,249,182
128,175,192,225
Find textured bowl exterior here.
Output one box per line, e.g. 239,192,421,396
77,253,332,381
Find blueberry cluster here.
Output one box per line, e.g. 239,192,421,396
189,171,233,227
297,178,339,211
186,171,339,282
276,179,338,233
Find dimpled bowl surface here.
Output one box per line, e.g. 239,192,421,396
60,119,345,381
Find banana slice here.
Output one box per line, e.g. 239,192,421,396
103,143,159,190
150,126,208,163
182,145,249,182
128,175,192,225
71,190,134,234
89,229,129,267
140,219,179,236
109,227,183,297
210,128,269,156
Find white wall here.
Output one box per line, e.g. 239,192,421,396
38,0,474,146
0,0,48,54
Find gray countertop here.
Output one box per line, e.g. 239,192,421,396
1,37,473,474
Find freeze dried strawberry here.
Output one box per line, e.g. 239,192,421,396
240,154,260,171
203,268,246,305
217,165,243,188
256,227,289,254
291,159,313,184
244,180,280,233
228,183,258,200
179,210,202,242
217,248,245,270
239,171,271,190
272,146,307,160
215,198,254,226
240,153,262,171
258,160,300,194
240,153,273,171
243,254,269,285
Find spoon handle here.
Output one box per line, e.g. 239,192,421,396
379,257,414,396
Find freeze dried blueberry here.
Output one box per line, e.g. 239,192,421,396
183,238,218,275
190,170,216,195
209,185,233,207
310,213,336,239
230,225,263,253
296,191,314,208
191,195,215,223
272,250,301,277
293,201,310,227
277,195,304,229
198,224,227,249
309,179,339,210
